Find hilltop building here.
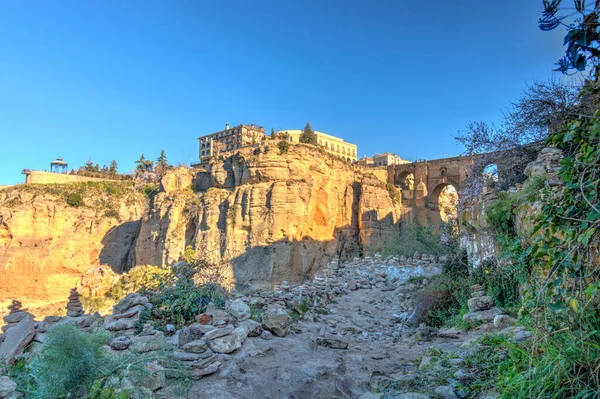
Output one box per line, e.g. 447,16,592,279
198,124,266,162
276,130,358,162
358,152,410,167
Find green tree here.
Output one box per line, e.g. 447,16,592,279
156,149,169,177
299,122,317,144
109,160,118,174
271,128,276,139
134,153,154,177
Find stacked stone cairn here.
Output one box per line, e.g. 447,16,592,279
66,288,84,317
462,284,502,322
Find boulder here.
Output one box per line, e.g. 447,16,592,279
110,336,132,351
181,339,207,353
2,312,30,324
260,330,273,340
463,307,503,323
205,327,246,354
204,326,234,341
493,314,516,329
179,323,206,347
261,304,291,337
130,332,165,353
0,376,17,398
145,361,166,391
113,293,150,315
240,319,263,337
228,299,250,321
0,313,35,364
467,296,494,312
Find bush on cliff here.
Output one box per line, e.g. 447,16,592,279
277,140,290,154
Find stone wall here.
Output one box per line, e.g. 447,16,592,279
24,171,119,185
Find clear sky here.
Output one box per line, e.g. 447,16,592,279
0,1,566,185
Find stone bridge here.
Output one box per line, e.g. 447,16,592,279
385,154,515,227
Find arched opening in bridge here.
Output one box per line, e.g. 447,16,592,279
396,172,414,190
483,164,499,194
430,183,458,223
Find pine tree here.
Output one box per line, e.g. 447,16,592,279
271,128,276,139
135,154,154,176
299,122,317,145
109,160,118,174
156,150,169,177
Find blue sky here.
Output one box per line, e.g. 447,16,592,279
0,1,566,184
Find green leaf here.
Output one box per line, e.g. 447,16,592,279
548,302,566,313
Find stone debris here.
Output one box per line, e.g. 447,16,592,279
227,298,250,321
463,285,503,322
110,335,132,351
66,288,84,317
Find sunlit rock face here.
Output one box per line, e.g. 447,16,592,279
136,144,402,290
0,186,146,315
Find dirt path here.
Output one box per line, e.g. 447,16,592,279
180,283,479,399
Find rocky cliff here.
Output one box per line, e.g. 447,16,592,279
0,145,402,314
135,144,402,290
0,183,147,313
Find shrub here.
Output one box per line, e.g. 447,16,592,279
108,265,172,300
103,208,120,220
65,192,84,207
377,223,453,258
29,324,109,398
277,140,290,154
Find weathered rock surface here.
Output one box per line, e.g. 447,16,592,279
0,376,17,399
467,296,494,312
261,304,291,337
135,145,402,290
0,313,35,364
228,299,250,321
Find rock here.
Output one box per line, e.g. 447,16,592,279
165,324,176,335
262,304,291,337
240,319,263,337
228,299,250,321
145,360,166,391
130,332,165,353
172,350,212,362
398,394,430,399
104,317,137,332
110,336,132,351
462,307,503,322
113,293,150,315
315,337,349,349
204,326,234,341
191,354,218,369
418,325,438,341
0,376,17,398
193,360,221,378
0,313,35,364
467,296,494,312
211,310,231,327
493,315,516,329
179,323,206,347
453,369,475,381
513,329,532,343
260,330,273,340
181,339,207,353
435,385,458,399
205,327,245,354
3,312,30,324
196,313,212,325
438,328,461,339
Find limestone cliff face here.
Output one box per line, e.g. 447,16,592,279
0,184,146,310
135,145,402,290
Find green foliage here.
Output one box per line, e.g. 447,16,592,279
486,191,516,237
386,183,401,205
140,183,160,198
29,324,109,398
103,208,120,220
108,265,172,300
150,280,226,328
299,121,317,144
277,139,290,154
65,192,84,207
179,245,197,266
377,223,453,258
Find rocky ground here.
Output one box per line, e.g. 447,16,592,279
0,254,529,399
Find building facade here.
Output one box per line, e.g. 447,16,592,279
198,124,266,162
372,152,410,166
276,130,358,162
